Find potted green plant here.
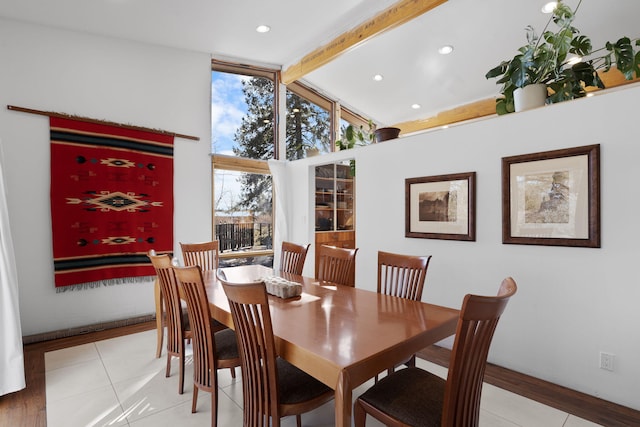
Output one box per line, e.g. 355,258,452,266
485,0,640,115
335,121,374,151
335,121,374,176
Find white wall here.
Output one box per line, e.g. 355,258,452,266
3,15,639,413
0,19,213,336
287,85,640,410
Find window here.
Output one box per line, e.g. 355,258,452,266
285,82,332,159
211,62,277,159
212,155,273,267
210,59,373,266
212,61,277,266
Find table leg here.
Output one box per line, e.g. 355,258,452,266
336,369,353,427
154,278,164,358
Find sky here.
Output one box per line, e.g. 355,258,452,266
211,71,249,155
211,71,249,214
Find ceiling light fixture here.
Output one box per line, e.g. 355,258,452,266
373,74,384,81
256,25,271,33
411,104,421,109
438,45,454,55
541,2,557,13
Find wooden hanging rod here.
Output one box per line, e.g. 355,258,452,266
6,105,200,141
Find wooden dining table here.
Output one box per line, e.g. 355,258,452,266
205,264,460,427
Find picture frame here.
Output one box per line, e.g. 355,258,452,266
405,172,476,241
502,144,600,247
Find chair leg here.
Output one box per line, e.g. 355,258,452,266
192,386,199,413
296,414,301,427
353,399,366,427
212,390,218,427
165,354,172,378
178,352,185,394
155,280,164,358
230,367,236,378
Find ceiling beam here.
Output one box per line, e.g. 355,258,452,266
281,0,448,85
394,68,640,135
394,99,497,134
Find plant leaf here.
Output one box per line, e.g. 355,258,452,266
570,35,592,56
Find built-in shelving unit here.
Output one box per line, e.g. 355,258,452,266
314,161,355,277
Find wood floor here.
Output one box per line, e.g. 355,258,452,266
2,320,639,426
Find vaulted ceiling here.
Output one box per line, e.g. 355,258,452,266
1,0,639,133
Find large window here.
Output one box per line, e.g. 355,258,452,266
212,61,277,266
210,60,372,266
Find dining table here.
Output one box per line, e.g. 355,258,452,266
205,264,460,427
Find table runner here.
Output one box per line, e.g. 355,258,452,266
50,117,174,291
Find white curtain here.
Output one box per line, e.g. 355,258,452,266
0,138,25,396
268,159,288,269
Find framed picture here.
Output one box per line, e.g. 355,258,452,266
502,144,600,247
405,172,476,241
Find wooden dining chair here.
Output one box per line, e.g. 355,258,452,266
354,277,517,427
316,244,358,286
220,277,334,427
174,265,241,427
180,241,220,271
280,241,310,275
376,250,432,378
148,252,190,394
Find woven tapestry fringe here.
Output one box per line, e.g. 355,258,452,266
55,276,156,293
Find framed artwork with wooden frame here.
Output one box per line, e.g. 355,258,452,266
502,144,600,247
405,172,476,241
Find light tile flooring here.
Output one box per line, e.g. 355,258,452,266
45,329,602,427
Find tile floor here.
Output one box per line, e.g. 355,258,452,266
45,329,602,427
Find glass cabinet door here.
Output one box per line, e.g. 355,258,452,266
315,161,354,231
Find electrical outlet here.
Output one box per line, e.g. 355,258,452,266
600,352,615,371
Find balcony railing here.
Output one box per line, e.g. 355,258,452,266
215,222,273,252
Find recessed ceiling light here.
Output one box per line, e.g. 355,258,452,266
373,74,384,81
256,25,271,33
541,2,557,13
411,104,421,109
438,45,454,55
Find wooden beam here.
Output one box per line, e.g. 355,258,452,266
591,68,640,90
394,98,497,134
281,0,448,84
394,68,640,135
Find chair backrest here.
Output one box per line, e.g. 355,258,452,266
174,266,217,389
148,253,186,355
180,241,219,271
220,278,279,426
280,241,310,275
441,277,517,426
377,251,431,301
316,244,358,286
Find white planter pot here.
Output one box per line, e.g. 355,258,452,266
514,84,548,112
